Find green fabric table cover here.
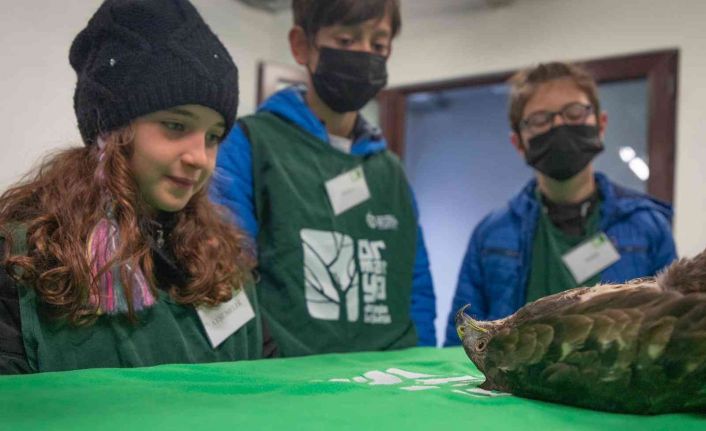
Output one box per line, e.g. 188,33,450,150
0,347,703,430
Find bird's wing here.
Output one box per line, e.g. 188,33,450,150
483,287,706,413
634,292,706,412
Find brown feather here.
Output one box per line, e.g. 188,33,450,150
658,248,706,293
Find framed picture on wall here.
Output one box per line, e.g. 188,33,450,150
257,61,308,105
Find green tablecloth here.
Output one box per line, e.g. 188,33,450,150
0,347,703,430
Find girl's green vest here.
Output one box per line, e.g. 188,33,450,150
243,112,418,357
6,225,263,373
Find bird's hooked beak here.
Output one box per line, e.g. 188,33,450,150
455,304,488,341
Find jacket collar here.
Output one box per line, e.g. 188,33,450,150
258,86,387,156
140,211,188,290
509,172,673,225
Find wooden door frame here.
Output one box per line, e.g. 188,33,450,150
378,49,679,202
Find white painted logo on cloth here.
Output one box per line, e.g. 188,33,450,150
317,367,510,398
301,229,390,324
366,212,399,231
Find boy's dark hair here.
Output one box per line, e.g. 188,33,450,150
293,0,401,41
508,62,601,135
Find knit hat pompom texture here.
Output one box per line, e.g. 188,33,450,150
70,0,238,145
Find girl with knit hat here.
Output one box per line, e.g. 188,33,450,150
0,0,274,374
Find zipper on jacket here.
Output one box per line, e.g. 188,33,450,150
156,228,164,249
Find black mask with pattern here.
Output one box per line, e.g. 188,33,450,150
310,47,388,113
525,125,604,181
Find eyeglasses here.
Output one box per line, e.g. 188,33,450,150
519,102,594,135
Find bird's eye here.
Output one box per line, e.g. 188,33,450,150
475,339,487,352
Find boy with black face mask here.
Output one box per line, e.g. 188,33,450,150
444,62,677,346
211,0,436,356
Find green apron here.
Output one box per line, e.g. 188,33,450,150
6,225,263,373
244,112,418,357
526,196,602,303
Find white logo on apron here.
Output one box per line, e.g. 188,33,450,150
301,229,390,324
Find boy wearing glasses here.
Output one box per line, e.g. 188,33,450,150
444,62,676,346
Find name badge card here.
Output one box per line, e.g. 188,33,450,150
197,289,254,348
561,232,621,284
325,166,371,216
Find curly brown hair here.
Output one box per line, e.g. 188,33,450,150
0,128,254,325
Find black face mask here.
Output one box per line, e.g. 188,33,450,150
525,124,604,181
310,47,388,113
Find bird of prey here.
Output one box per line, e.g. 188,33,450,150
456,250,706,414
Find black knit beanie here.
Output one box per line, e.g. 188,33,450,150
70,0,238,145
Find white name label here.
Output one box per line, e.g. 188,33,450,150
325,166,371,216
562,232,621,284
197,289,254,348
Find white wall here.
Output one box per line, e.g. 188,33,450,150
197,0,283,115
0,0,277,192
386,0,706,259
0,0,97,190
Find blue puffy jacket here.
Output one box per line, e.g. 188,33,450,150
211,86,437,346
444,173,677,346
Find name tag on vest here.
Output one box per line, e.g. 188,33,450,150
197,289,254,348
561,232,621,284
325,166,371,216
